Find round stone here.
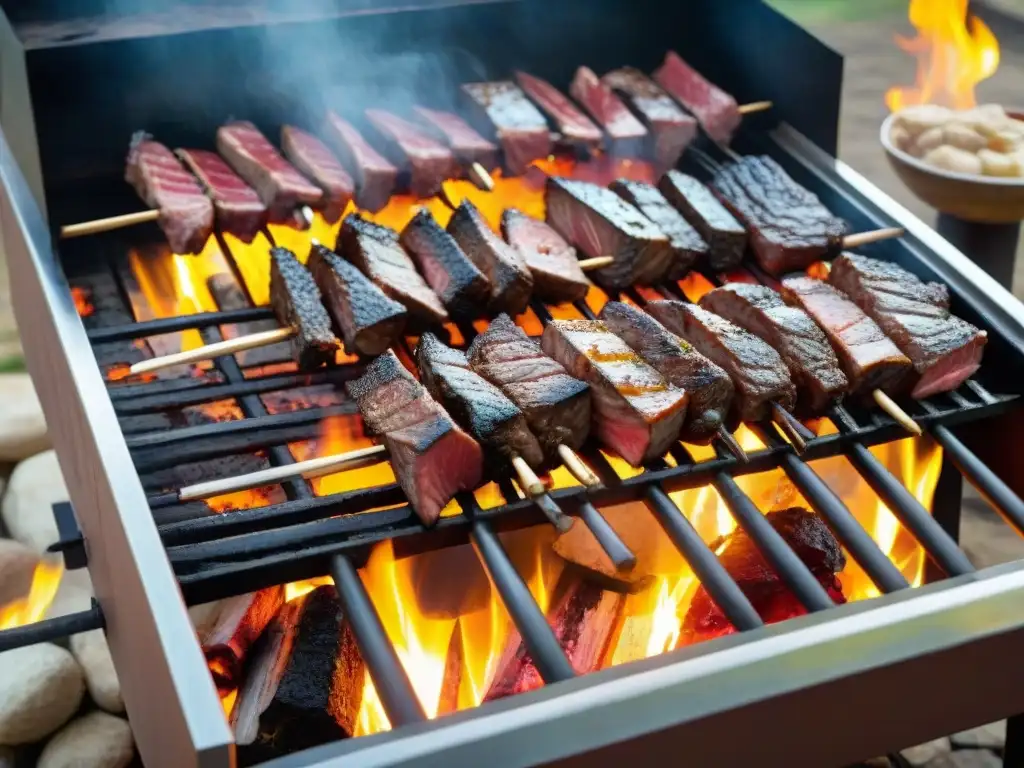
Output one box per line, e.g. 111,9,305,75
0,375,49,462
70,630,123,714
0,538,38,606
37,712,134,768
1,450,68,553
0,644,85,745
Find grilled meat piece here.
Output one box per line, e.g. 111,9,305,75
400,209,489,320
514,70,603,154
541,319,688,466
658,171,746,271
306,243,407,357
713,156,849,275
602,67,698,170
545,176,673,288
569,66,647,157
467,314,591,460
216,121,323,223
416,332,545,472
599,301,733,444
268,247,340,369
654,51,741,146
125,134,214,254
447,200,533,315
364,110,456,198
829,253,987,398
280,126,354,224
175,148,266,244
461,81,553,175
337,214,448,327
700,283,848,414
325,112,398,213
501,209,590,304
780,276,912,397
347,351,482,525
646,300,795,422
610,179,708,279
413,106,500,170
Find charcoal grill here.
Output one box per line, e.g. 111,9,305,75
4,1,1024,766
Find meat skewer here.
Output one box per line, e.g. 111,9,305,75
175,148,268,244
514,70,603,156
461,80,553,175
280,126,355,224
501,208,592,303
413,106,498,190
325,112,399,213
569,66,648,158
364,109,457,199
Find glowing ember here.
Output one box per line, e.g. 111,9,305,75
71,286,94,317
0,559,62,629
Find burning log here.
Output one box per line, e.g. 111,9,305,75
202,587,285,694
437,620,463,717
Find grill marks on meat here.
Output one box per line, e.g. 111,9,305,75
268,247,340,369
647,300,795,422
175,148,266,244
501,209,590,304
654,50,742,146
461,81,553,175
541,319,687,466
514,70,603,154
599,301,733,444
400,209,489,320
447,200,533,315
416,332,544,472
658,171,745,271
829,254,987,398
346,351,482,525
700,283,848,414
713,156,849,275
125,135,213,254
780,276,912,397
545,177,672,289
280,126,354,224
326,113,398,213
413,106,499,170
306,243,406,357
364,110,456,199
570,66,648,157
216,122,323,223
338,214,448,327
467,314,591,460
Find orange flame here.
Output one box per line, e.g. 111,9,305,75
71,286,94,317
0,559,63,629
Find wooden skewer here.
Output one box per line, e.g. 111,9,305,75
469,162,495,191
769,401,808,454
579,256,615,271
557,444,602,488
715,425,750,463
842,227,905,249
61,209,161,239
738,100,774,116
873,389,922,436
511,455,574,532
128,327,296,376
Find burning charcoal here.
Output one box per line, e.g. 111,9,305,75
400,208,489,320
268,247,340,369
176,148,267,244
307,242,407,357
569,66,648,157
280,126,355,224
365,109,457,198
202,587,285,694
658,171,746,271
514,70,603,154
326,112,398,213
501,208,590,304
124,133,214,254
654,50,741,145
414,106,500,170
461,81,553,175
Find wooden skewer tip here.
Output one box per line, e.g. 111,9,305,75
715,425,750,463
770,402,808,454
511,455,547,498
469,162,495,191
738,100,774,115
842,227,905,249
873,389,922,436
128,326,297,376
557,444,602,488
579,255,615,271
60,208,162,239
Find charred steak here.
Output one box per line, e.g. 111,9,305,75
280,126,354,224
268,247,340,369
461,81,553,175
514,70,603,154
414,106,499,170
569,66,648,157
654,51,742,146
501,208,590,304
365,109,456,199
658,171,746,271
175,148,266,244
325,113,398,213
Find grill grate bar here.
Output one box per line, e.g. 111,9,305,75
86,307,273,343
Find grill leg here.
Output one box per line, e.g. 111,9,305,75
1006,713,1024,767
935,214,1020,291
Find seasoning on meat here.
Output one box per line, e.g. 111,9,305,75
364,109,456,199
646,300,796,422
541,319,688,466
268,247,340,369
712,156,849,275
654,50,742,146
599,301,733,444
346,350,483,525
545,176,673,288
514,70,603,154
501,208,591,304
306,243,407,357
175,148,267,244
125,134,214,254
658,171,746,271
569,66,648,157
780,276,912,397
325,112,398,213
416,332,544,473
280,126,354,224
337,213,448,327
700,283,848,414
461,81,553,175
414,106,500,170
447,200,534,315
400,208,489,320
829,253,987,398
467,313,591,460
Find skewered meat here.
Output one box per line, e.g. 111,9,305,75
447,200,534,315
306,243,407,357
542,319,688,466
712,156,849,275
599,301,733,444
654,50,741,145
364,109,457,198
700,283,848,413
545,176,673,288
780,276,912,397
514,70,603,154
268,247,340,369
610,179,708,279
413,106,499,170
461,81,553,175
602,67,698,170
175,148,267,244
216,121,323,223
337,213,448,327
501,208,590,303
569,66,648,157
416,332,545,473
467,313,591,460
124,134,214,254
829,253,987,398
400,209,489,320
280,126,354,224
646,300,796,422
346,350,482,525
325,112,398,213
658,171,746,271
